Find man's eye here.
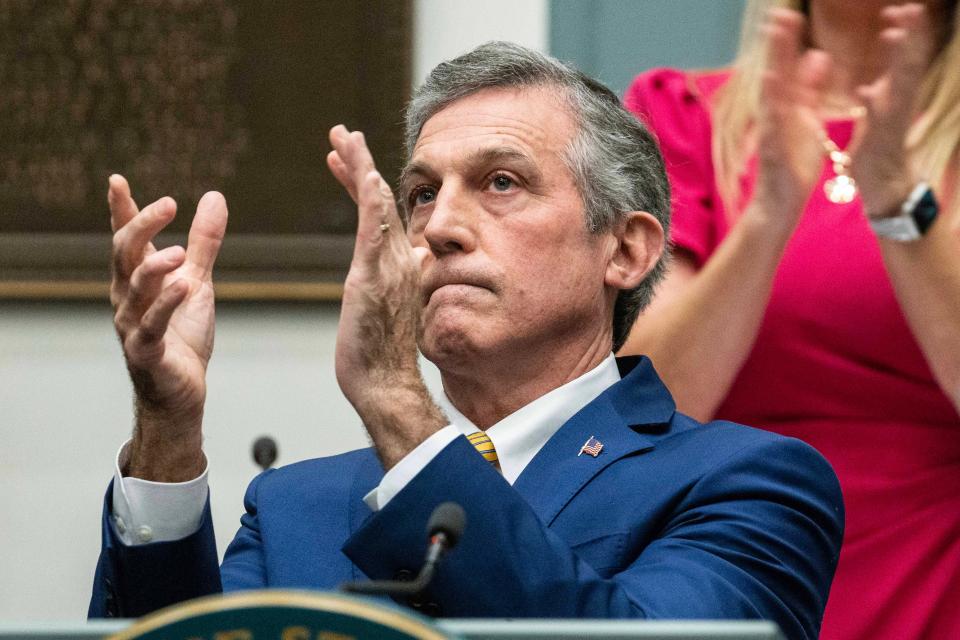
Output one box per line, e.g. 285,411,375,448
491,175,514,192
410,187,437,207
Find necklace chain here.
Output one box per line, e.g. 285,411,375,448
821,106,866,204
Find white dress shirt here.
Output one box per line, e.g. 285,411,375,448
112,354,621,546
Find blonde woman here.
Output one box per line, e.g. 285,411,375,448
623,2,959,638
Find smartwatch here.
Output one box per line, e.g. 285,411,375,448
869,182,939,242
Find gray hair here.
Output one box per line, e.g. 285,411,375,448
404,41,670,352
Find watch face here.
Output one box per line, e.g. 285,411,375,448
914,187,939,234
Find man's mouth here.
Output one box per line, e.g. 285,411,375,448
422,272,495,304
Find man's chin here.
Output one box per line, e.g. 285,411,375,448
418,316,482,366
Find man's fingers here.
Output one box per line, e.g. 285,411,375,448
362,170,403,233
108,174,140,233
331,124,406,270
112,196,177,279
120,246,187,323
128,279,190,359
411,246,430,272
327,150,359,203
185,191,228,278
353,170,403,269
329,125,378,190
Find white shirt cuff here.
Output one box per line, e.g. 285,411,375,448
363,426,460,511
111,440,209,546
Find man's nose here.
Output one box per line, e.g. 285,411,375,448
422,183,477,256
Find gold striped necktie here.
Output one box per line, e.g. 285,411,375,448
467,431,499,467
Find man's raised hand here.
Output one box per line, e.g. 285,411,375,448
326,126,427,399
108,174,227,482
326,126,443,469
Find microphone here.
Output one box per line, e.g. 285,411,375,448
342,501,466,596
252,436,278,470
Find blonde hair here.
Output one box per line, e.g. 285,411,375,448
712,0,960,214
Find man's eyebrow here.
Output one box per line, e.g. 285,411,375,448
469,146,541,176
399,146,544,194
398,161,437,195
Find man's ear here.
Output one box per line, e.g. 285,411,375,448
604,210,665,290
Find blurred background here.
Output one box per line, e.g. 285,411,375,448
0,0,744,621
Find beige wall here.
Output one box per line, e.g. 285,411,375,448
0,302,361,619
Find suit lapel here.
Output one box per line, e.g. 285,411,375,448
512,356,676,527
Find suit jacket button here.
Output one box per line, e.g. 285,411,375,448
394,569,414,582
422,602,441,617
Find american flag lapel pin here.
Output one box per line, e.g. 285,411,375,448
578,435,603,458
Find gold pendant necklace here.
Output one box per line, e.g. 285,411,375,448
821,106,866,204
823,142,857,203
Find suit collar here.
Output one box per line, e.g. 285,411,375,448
440,353,622,486
610,355,677,428
512,356,676,526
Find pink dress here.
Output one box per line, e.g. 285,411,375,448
626,68,960,639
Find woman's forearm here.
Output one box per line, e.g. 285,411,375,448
877,206,960,411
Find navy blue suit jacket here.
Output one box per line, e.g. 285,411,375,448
90,357,843,639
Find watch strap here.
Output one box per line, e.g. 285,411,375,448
869,182,938,242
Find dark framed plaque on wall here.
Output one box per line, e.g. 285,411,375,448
0,0,411,299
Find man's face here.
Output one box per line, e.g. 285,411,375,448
401,86,615,371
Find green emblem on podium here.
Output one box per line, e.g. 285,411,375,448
109,591,456,640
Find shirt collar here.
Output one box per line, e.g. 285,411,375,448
435,353,621,484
